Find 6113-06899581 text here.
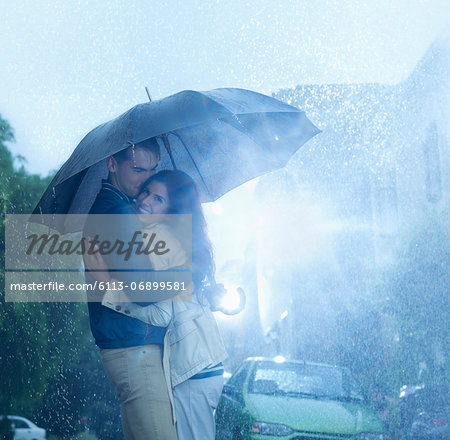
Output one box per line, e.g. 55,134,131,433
8,280,188,293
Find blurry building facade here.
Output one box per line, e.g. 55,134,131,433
222,28,449,371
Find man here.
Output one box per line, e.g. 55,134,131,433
84,138,178,440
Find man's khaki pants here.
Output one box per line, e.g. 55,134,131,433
101,344,177,440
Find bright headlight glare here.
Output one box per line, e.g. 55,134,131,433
219,286,246,315
220,288,241,311
354,433,384,440
250,421,293,436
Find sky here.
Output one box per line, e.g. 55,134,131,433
0,0,448,176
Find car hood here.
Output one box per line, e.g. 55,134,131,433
245,393,384,435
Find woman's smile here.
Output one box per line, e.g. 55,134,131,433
136,180,170,215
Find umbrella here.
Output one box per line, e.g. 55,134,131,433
32,88,320,232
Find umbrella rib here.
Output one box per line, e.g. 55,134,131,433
161,134,177,169
167,131,213,199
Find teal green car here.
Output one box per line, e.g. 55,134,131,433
215,357,385,440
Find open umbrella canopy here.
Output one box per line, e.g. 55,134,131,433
33,88,320,232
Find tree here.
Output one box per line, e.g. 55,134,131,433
0,113,121,439
0,114,56,413
0,114,80,414
0,416,14,440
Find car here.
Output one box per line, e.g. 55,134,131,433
215,357,385,440
0,415,46,440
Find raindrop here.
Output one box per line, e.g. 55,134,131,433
130,142,136,166
51,186,57,229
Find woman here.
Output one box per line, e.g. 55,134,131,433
85,170,228,440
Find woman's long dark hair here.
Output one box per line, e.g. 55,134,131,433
140,170,215,290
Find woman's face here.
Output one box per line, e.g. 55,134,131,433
136,180,170,215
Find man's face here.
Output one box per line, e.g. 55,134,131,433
107,147,159,198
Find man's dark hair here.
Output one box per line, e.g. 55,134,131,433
112,137,160,163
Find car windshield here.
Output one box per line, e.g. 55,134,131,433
249,362,364,401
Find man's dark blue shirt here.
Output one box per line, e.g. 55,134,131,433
85,181,166,349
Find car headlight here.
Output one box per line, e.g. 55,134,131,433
354,433,384,440
250,421,293,436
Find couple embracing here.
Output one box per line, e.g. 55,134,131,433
83,138,228,440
